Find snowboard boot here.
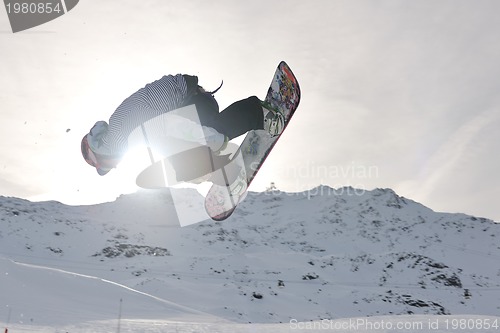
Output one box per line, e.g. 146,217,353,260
262,101,285,137
228,170,248,198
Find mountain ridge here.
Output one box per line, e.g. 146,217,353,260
1,186,499,326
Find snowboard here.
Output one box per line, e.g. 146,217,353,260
204,61,301,221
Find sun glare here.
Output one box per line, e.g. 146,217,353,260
115,147,155,186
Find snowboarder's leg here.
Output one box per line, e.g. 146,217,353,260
168,145,231,183
209,96,264,140
209,96,285,140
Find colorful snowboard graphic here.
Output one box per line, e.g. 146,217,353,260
204,61,301,221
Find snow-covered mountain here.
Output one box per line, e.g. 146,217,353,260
1,186,499,332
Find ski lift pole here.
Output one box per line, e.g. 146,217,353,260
5,305,11,333
116,298,122,333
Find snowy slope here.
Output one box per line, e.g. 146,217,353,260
1,186,499,331
0,257,216,326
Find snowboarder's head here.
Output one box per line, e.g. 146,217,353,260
81,121,121,175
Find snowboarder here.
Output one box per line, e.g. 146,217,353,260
81,74,284,176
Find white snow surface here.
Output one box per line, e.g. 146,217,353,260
0,186,499,332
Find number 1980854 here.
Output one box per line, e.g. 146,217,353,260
6,2,62,14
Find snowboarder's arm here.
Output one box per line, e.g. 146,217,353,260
163,114,225,151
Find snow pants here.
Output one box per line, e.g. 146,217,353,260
190,92,264,140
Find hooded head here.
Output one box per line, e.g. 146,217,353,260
81,121,121,175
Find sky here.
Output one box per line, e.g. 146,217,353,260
0,0,499,221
